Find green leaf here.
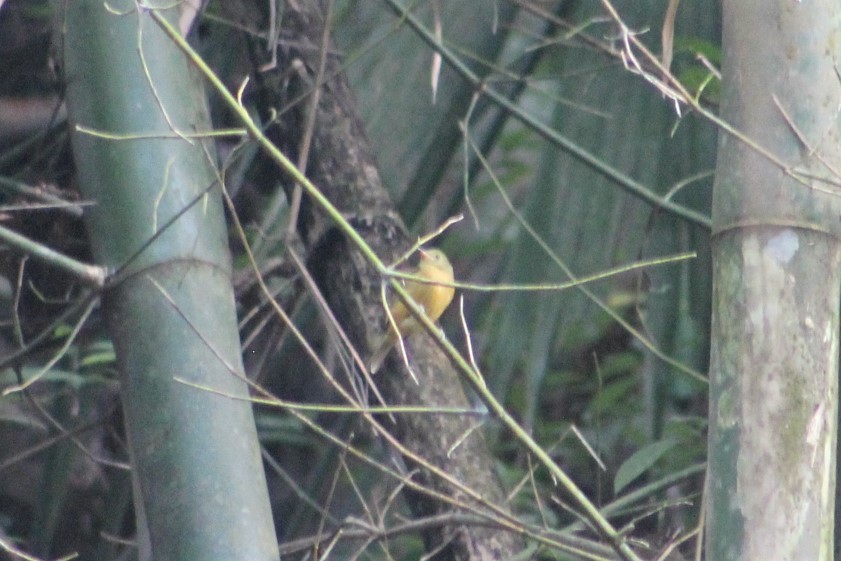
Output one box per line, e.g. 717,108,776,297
673,36,722,64
614,438,677,495
81,340,116,367
677,66,721,105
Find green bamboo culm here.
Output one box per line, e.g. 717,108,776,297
60,2,279,560
707,1,841,559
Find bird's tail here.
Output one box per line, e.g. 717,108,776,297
368,338,392,374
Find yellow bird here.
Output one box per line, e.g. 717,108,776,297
369,248,455,373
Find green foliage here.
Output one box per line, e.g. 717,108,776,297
671,36,722,106
614,438,678,495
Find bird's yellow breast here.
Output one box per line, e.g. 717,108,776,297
369,248,455,373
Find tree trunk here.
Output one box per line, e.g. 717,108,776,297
257,2,524,559
707,2,841,559
61,3,278,560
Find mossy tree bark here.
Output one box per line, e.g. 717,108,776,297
250,2,524,559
